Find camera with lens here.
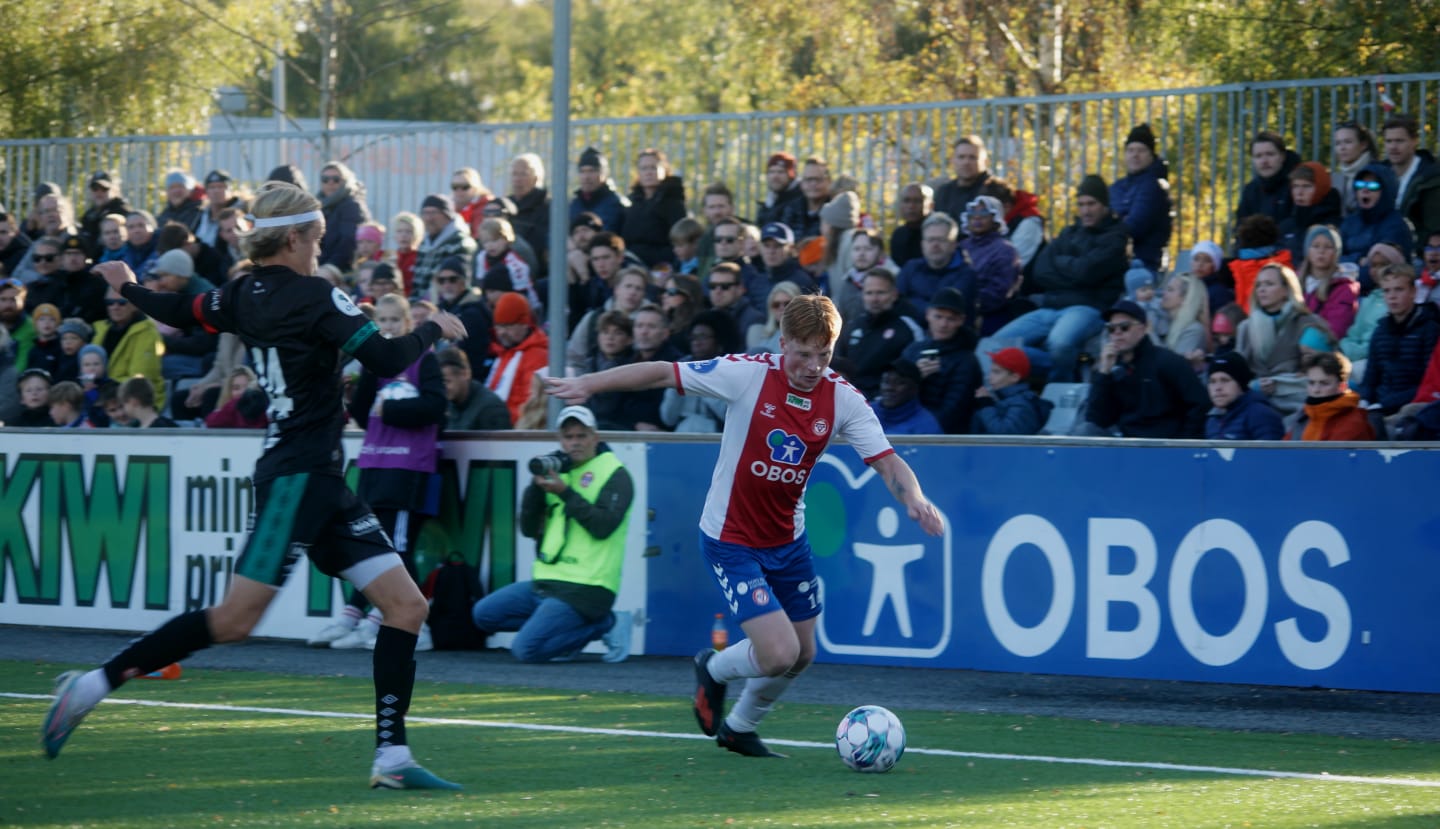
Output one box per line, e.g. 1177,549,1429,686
528,451,573,476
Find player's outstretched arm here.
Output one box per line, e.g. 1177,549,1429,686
94,261,206,330
871,453,944,536
545,361,677,404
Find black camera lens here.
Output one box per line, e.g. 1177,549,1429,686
529,453,571,476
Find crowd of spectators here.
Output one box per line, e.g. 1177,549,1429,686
5,114,1440,441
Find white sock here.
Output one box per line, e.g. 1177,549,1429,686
725,670,798,733
374,744,413,770
706,639,761,684
77,669,112,708
339,605,364,625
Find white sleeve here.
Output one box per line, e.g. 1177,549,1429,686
676,353,764,402
835,381,894,462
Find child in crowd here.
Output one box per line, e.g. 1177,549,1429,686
98,384,126,427
477,218,538,308
13,368,55,427
1418,231,1440,307
119,376,177,428
1205,352,1284,440
1210,303,1245,358
354,222,386,269
1286,351,1374,441
1124,259,1165,338
25,303,63,375
669,218,703,275
584,311,649,431
77,344,117,424
54,318,92,383
971,347,1051,435
48,381,92,429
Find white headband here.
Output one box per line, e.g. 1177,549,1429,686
246,210,323,229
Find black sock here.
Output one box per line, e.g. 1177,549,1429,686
373,625,418,749
102,610,213,689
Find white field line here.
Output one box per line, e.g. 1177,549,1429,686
6,691,1439,789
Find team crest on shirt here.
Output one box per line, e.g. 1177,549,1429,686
812,418,830,437
785,393,811,411
688,359,719,373
332,287,363,317
766,429,807,465
579,471,594,488
752,587,771,606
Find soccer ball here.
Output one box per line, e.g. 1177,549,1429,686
835,705,906,773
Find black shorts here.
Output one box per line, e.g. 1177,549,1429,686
236,473,398,588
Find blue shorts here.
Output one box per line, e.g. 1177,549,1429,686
700,531,822,624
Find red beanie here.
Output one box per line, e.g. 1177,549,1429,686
493,292,531,326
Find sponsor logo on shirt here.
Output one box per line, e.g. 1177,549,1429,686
688,359,719,373
767,429,806,465
760,403,777,419
785,393,811,411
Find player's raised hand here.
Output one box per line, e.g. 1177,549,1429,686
429,310,468,341
544,374,591,404
92,261,138,293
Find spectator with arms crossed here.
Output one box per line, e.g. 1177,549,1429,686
545,294,943,758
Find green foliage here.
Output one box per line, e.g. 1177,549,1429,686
0,0,297,138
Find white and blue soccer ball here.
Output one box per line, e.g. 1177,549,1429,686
835,704,906,773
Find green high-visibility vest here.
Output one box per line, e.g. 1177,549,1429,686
536,451,629,593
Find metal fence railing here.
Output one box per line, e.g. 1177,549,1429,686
4,73,1439,262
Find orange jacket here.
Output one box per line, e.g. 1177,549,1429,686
1287,390,1375,441
1229,249,1294,314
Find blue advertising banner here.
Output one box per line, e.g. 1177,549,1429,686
643,441,1440,693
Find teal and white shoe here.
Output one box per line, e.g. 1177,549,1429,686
41,671,99,759
369,762,463,790
601,610,633,663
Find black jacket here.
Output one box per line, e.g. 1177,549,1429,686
934,172,992,230
1030,214,1130,311
622,176,687,267
510,187,552,277
1085,337,1209,438
80,195,134,259
755,181,803,228
1235,150,1301,229
901,329,983,434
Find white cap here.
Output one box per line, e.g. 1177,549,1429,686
555,405,597,430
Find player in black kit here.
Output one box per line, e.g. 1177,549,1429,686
42,182,468,790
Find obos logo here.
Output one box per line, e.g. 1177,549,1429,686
751,429,809,483
807,453,952,658
688,359,719,373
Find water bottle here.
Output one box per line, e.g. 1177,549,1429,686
711,613,728,651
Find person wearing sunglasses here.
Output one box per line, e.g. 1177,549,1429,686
1338,163,1414,292
1078,298,1208,438
21,236,106,325
450,167,493,239
315,161,372,271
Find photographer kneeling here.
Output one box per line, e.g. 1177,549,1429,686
471,405,636,663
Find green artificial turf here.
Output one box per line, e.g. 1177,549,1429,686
2,661,1437,828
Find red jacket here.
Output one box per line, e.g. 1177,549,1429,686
1287,390,1375,441
1230,248,1294,314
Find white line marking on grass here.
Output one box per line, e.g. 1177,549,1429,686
7,691,1438,789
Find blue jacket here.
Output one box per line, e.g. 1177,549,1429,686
1361,303,1440,414
896,251,975,318
871,396,942,435
970,382,1053,435
1109,156,1173,271
569,183,629,233
901,330,983,434
1339,162,1415,290
1206,390,1284,440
